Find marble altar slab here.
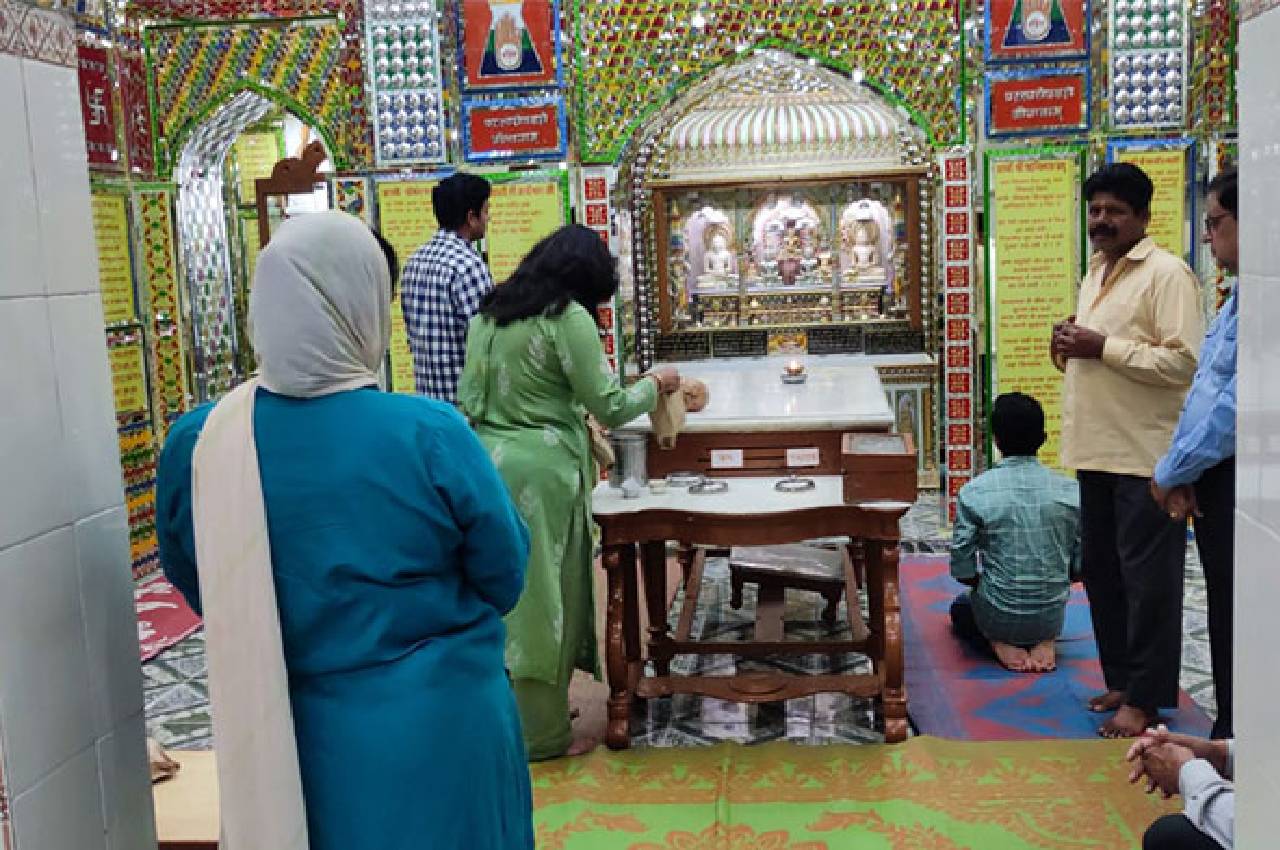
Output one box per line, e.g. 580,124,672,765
616,354,896,433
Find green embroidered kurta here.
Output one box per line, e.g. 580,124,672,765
459,302,657,685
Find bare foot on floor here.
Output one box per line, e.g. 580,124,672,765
992,641,1032,671
1027,641,1056,672
1099,704,1155,739
1088,689,1126,713
566,735,599,757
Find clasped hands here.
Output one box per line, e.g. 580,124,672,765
1050,315,1107,361
1126,725,1229,800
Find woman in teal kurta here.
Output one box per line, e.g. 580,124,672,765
157,213,534,849
458,224,681,760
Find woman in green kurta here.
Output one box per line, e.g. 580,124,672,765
459,224,681,760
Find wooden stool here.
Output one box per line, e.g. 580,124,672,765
729,544,848,640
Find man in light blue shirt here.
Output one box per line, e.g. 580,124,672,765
1151,170,1238,740
950,392,1081,673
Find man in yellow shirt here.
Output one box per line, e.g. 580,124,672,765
1052,162,1203,739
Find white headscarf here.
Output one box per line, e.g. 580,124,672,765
191,211,391,850
250,210,391,397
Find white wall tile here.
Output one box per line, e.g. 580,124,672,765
11,746,107,850
0,55,44,300
20,59,98,298
0,298,71,549
1236,8,1280,846
75,508,142,736
96,716,157,850
1233,512,1280,849
47,294,124,519
0,529,94,796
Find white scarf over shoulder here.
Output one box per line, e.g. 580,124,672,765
190,211,390,850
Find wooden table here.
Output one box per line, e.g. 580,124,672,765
592,476,912,748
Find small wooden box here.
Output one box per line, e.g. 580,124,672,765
841,432,918,504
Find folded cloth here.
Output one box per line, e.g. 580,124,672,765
649,378,707,449
587,416,615,471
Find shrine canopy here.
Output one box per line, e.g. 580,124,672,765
664,51,907,180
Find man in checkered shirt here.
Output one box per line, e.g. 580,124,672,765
401,172,493,402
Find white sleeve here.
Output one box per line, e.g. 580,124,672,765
1179,759,1234,849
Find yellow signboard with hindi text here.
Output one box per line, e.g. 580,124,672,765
376,179,440,394
1110,141,1191,262
91,192,136,325
986,149,1083,470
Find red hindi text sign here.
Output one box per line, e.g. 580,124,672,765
78,46,118,167
466,101,563,158
989,71,1087,135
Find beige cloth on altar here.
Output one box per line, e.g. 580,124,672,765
191,211,391,850
649,378,708,449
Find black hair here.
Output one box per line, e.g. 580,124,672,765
991,392,1046,457
1083,162,1155,215
479,224,618,327
1207,169,1237,218
432,172,491,230
369,228,399,297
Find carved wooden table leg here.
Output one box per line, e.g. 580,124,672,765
676,543,695,590
868,539,907,743
641,540,672,677
602,541,637,749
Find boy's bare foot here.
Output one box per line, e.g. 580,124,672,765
566,735,599,757
1027,640,1056,672
1100,704,1155,738
992,641,1032,671
1088,689,1126,713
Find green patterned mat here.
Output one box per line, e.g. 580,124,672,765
532,736,1178,849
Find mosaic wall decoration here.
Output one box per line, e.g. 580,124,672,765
175,90,274,400
119,423,160,578
331,175,372,224
145,17,356,176
571,0,964,163
0,0,77,65
1107,0,1188,130
135,187,189,433
365,0,448,165
939,149,976,522
1190,0,1236,131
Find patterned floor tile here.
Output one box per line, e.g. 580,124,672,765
141,494,1219,748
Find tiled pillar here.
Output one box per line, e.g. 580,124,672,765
1236,2,1280,844
0,3,157,848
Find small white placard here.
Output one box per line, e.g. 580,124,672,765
786,447,820,468
710,449,744,469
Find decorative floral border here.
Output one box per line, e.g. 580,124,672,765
0,0,76,66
